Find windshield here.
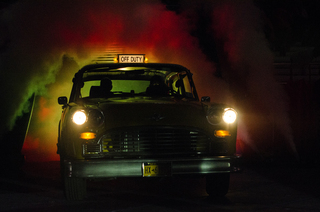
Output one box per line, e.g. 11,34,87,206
75,66,197,100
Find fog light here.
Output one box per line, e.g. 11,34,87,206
80,132,96,140
214,130,231,138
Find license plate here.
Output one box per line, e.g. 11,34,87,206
142,163,171,177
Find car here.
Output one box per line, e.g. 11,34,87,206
57,54,240,200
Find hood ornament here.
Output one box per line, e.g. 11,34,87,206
150,113,165,122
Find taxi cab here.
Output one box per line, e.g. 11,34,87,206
57,54,239,200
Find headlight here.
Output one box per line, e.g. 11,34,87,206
222,108,237,124
206,108,222,125
88,109,104,127
72,110,87,125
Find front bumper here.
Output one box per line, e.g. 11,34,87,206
63,156,241,178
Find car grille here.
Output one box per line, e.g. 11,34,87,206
83,143,101,155
90,127,212,158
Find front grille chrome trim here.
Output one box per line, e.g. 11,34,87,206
98,126,212,157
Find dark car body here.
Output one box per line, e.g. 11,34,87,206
58,58,239,200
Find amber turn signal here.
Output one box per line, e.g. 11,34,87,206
80,132,96,140
214,130,231,138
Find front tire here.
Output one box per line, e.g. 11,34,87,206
63,176,87,201
206,173,230,197
60,156,87,201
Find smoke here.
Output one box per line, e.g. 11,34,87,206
0,0,295,161
1,0,217,161
210,0,296,158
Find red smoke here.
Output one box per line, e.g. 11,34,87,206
18,0,216,162
38,97,51,122
211,1,296,159
2,0,294,162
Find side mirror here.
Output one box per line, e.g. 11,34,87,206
201,96,210,102
58,96,68,105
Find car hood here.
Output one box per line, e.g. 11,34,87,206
85,97,208,130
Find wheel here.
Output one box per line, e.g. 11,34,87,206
60,156,87,201
63,176,87,201
206,173,230,197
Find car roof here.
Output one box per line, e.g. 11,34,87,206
77,63,192,75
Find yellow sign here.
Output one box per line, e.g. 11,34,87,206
143,163,159,177
118,54,145,63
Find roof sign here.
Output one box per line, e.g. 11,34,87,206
117,54,145,63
